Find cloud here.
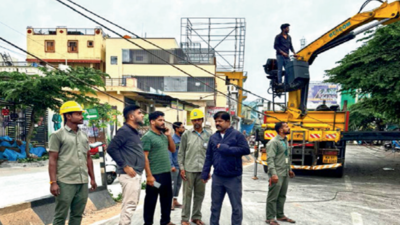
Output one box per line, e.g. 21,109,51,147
0,0,374,101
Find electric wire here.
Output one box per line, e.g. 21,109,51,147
60,0,338,128
63,0,279,107
0,37,179,122
54,0,283,122
62,0,341,129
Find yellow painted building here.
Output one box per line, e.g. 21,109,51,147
105,37,228,126
26,26,106,71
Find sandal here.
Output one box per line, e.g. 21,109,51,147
181,221,190,225
191,219,205,225
277,217,296,223
265,220,280,225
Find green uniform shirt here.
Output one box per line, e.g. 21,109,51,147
266,135,292,177
141,130,171,175
48,125,90,184
178,128,211,172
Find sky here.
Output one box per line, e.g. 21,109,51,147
0,0,383,101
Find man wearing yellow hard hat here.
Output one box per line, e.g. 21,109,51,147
178,109,211,225
48,101,97,225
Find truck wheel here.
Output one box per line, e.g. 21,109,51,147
332,167,344,178
263,165,268,173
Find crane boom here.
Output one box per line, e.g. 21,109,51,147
264,0,400,118
298,0,400,65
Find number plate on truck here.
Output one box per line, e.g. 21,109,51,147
323,155,337,164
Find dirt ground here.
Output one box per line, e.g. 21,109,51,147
81,202,121,225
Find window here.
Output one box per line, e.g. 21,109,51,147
87,40,94,48
67,40,78,53
111,56,118,65
45,40,55,53
131,76,214,92
164,77,187,92
122,49,149,64
122,49,130,63
187,77,215,92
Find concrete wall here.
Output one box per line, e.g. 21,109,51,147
105,38,227,108
26,27,105,62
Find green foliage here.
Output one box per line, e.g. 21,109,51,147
141,180,147,190
348,102,385,131
143,114,150,126
0,67,107,115
17,154,49,163
0,66,108,156
108,190,123,202
87,102,121,129
326,22,400,124
91,154,100,159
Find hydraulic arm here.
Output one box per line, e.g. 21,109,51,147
264,0,400,118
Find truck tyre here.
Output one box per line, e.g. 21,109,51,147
332,166,344,178
263,165,268,173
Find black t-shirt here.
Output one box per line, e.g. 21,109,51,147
274,33,294,57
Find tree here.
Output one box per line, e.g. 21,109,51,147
0,66,107,157
348,102,385,131
87,102,121,128
86,102,121,141
325,22,400,123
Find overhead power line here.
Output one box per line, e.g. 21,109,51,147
63,0,275,105
54,0,282,121
59,0,336,128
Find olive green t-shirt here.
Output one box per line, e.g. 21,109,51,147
141,130,171,175
48,125,90,184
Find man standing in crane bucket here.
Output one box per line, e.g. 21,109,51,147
265,122,296,225
274,23,298,85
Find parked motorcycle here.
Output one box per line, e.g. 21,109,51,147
89,142,117,185
105,153,117,185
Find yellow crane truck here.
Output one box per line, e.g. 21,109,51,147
254,0,400,177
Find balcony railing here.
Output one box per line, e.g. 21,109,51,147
122,48,215,65
31,28,101,35
105,78,137,88
0,61,33,67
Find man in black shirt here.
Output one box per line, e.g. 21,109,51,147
274,23,298,84
107,104,145,225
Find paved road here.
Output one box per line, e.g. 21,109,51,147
100,145,400,225
1,145,400,225
0,159,105,208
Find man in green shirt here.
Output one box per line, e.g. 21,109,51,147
266,122,295,225
142,111,176,225
178,109,210,225
48,101,97,225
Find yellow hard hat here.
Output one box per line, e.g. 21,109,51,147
190,109,204,120
59,101,85,115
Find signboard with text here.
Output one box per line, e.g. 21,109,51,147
307,83,339,109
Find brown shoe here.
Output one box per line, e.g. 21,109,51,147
173,198,182,208
191,219,205,225
277,217,296,223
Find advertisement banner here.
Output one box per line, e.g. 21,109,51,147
307,83,339,109
206,107,228,118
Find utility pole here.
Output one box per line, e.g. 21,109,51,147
176,100,179,122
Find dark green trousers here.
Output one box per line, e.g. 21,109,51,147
266,175,289,220
182,172,206,221
53,182,88,225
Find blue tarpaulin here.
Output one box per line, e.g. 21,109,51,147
0,136,47,161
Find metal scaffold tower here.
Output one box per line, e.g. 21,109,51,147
180,18,246,72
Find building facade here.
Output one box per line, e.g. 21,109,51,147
105,37,227,127
26,26,106,71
